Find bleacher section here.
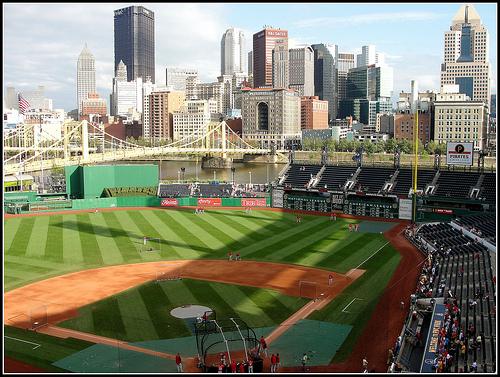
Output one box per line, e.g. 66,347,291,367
391,169,436,197
455,214,496,245
158,184,191,198
404,223,496,373
317,165,358,191
434,171,481,199
354,167,394,193
283,164,322,188
195,184,233,198
480,173,496,204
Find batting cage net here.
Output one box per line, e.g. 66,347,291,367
195,316,263,372
140,237,162,253
298,280,318,300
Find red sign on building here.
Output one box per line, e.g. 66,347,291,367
241,198,267,207
433,208,453,214
198,198,222,206
161,198,178,207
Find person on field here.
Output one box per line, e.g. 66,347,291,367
362,356,368,372
270,354,276,372
328,274,334,286
248,358,254,373
228,251,233,261
218,363,224,373
260,336,268,357
230,359,237,373
175,353,183,373
276,353,280,372
302,353,308,372
239,361,245,373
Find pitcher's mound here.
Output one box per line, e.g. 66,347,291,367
170,305,212,319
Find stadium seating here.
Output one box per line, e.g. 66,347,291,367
434,171,481,199
282,164,322,188
196,184,233,197
479,173,495,204
354,167,395,193
391,169,436,196
316,165,358,191
158,184,191,197
454,214,496,245
404,222,496,373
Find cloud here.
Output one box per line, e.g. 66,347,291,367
3,3,228,110
295,11,444,28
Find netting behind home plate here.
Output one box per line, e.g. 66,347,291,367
195,316,261,372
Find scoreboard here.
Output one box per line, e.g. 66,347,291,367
343,195,399,219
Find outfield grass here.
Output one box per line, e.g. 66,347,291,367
4,325,95,372
4,209,385,291
58,278,309,342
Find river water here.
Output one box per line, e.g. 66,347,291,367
126,160,285,183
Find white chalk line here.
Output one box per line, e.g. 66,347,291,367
341,297,365,313
346,240,391,276
5,335,41,349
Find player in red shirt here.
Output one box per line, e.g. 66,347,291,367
276,353,280,372
239,361,245,373
175,353,183,373
271,354,277,372
231,360,237,373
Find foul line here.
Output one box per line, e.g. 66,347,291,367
346,240,390,276
5,336,41,349
342,298,364,313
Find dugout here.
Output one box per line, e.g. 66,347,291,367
65,164,159,199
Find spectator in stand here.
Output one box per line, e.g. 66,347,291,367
387,348,394,366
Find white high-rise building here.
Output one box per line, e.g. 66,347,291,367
440,4,491,107
77,43,96,118
166,68,198,91
142,77,156,138
114,77,143,117
221,28,247,76
289,46,315,96
356,45,385,67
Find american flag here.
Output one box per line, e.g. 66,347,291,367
18,93,30,114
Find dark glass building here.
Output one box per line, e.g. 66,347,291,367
114,6,155,83
311,44,337,122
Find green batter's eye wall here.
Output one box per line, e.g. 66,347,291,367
65,164,159,199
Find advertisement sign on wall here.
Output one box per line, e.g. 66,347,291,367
399,198,413,220
161,198,178,207
198,198,222,206
272,188,284,208
446,142,473,166
241,198,267,207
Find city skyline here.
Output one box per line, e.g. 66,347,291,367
3,2,497,111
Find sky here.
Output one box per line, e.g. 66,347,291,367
2,2,497,112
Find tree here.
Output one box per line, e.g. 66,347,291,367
384,138,397,153
397,139,412,154
362,140,375,156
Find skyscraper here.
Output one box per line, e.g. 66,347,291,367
312,44,337,122
77,44,96,118
440,4,490,107
221,28,247,76
253,27,288,87
114,6,155,83
272,39,289,89
289,46,315,96
337,52,356,103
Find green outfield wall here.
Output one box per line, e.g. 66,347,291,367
65,165,159,199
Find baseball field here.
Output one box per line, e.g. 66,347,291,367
4,207,416,372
